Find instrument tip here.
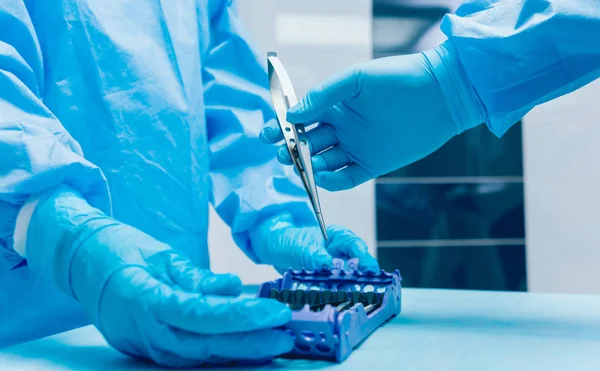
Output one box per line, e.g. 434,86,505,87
318,218,328,241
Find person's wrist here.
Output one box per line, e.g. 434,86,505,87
69,222,173,327
422,40,488,133
26,186,118,295
248,212,295,265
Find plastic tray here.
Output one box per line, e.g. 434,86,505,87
256,258,402,362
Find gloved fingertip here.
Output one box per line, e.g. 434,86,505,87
268,330,295,354
311,254,334,271
250,330,295,360
316,174,345,192
317,258,333,270
361,256,381,273
287,101,317,124
277,146,293,164
203,273,243,295
321,263,333,272
217,272,243,287
277,145,286,159
314,173,338,191
287,102,303,116
258,129,271,143
263,300,293,324
364,263,381,274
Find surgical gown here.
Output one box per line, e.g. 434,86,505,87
0,0,315,348
441,0,600,137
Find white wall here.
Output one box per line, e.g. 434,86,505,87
208,0,375,284
524,80,600,294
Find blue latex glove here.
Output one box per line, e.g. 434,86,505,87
260,41,486,191
25,187,293,368
249,214,380,273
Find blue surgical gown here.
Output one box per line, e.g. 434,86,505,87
441,0,600,137
0,0,315,348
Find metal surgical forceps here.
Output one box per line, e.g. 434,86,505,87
267,52,328,240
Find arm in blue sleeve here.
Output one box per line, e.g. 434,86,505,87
441,0,600,136
0,1,110,262
203,0,316,262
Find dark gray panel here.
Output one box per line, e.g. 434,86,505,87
382,122,524,178
377,245,527,291
376,182,525,240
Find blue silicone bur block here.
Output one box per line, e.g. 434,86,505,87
256,258,402,362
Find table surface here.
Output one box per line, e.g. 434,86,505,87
2,288,600,371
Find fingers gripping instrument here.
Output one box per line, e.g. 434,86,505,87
267,52,328,240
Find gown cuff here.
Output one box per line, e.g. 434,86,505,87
13,194,43,258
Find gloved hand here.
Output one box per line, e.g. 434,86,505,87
25,187,294,368
249,213,380,273
260,41,486,191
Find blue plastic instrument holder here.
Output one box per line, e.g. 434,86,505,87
256,258,402,362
